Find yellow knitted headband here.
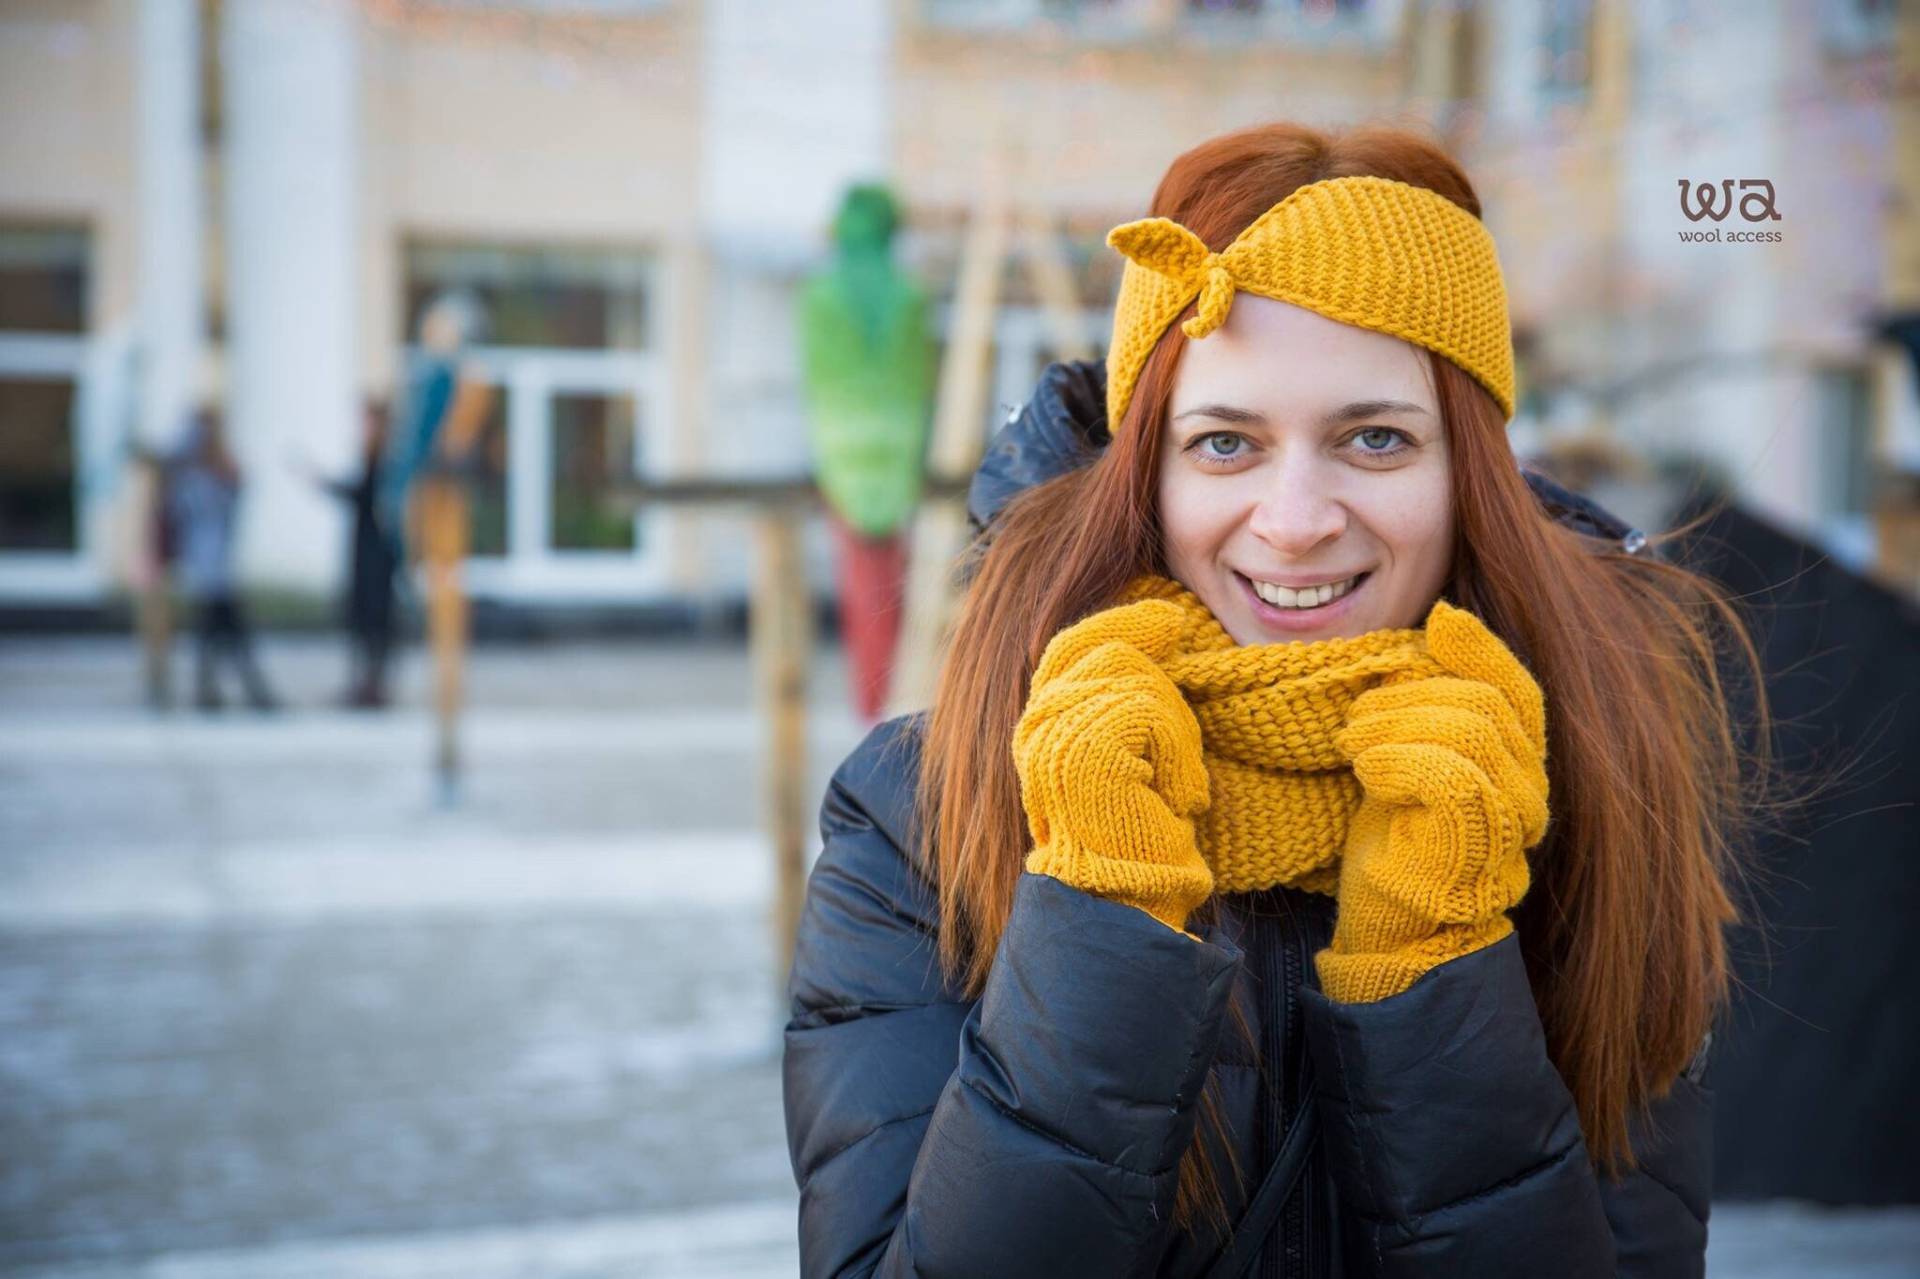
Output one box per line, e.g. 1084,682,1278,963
1103,174,1516,435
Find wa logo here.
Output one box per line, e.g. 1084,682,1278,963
1676,179,1783,243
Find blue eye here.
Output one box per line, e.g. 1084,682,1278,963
1189,432,1247,467
1350,427,1412,457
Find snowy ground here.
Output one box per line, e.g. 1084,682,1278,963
1,633,1915,1278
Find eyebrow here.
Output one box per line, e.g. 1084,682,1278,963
1171,399,1434,427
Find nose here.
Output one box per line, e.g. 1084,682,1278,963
1244,468,1349,558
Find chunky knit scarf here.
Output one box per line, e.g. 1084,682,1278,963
1114,572,1444,896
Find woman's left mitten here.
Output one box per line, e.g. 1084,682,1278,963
1318,602,1550,1003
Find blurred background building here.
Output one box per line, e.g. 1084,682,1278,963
2,0,1915,619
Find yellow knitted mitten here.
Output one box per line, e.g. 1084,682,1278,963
1013,598,1214,936
1317,600,1550,1003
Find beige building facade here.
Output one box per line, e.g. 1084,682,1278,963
1,0,1911,609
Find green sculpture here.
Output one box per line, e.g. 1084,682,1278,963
798,184,936,540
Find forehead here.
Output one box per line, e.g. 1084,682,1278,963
1168,295,1437,418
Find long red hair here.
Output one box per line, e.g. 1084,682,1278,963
910,121,1765,1229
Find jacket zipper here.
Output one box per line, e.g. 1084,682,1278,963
1280,904,1307,1279
1254,895,1306,1279
1244,894,1320,1275
1299,908,1334,1279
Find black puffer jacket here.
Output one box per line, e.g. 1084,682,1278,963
783,360,1711,1278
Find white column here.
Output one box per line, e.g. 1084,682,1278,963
702,0,891,254
222,0,358,589
1480,0,1546,128
700,0,894,594
135,0,202,450
507,364,550,570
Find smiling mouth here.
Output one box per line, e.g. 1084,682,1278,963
1239,570,1371,611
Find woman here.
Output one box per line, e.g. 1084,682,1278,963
783,123,1761,1279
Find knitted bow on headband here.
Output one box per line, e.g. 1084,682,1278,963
1101,174,1517,435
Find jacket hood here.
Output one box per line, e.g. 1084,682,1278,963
966,357,1643,552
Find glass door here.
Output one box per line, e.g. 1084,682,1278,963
454,346,669,602
0,225,112,600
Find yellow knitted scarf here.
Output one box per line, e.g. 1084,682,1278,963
1115,572,1444,896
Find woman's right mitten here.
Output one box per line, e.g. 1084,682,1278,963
1013,598,1214,936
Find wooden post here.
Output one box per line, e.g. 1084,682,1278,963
417,476,469,792
1020,209,1094,365
752,503,812,982
887,145,1012,717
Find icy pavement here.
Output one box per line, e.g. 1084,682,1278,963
2,633,1916,1278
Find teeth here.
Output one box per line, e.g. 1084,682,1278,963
1250,573,1361,610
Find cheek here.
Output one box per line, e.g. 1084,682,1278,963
1156,470,1229,564
1362,475,1454,580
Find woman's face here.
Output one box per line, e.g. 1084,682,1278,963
1157,295,1455,645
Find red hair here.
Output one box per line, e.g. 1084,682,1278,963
911,121,1765,1230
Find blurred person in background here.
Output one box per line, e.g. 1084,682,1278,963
167,405,279,713
312,397,399,709
783,122,1768,1277
798,183,936,725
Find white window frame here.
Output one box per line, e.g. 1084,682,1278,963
417,344,672,603
0,330,126,601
